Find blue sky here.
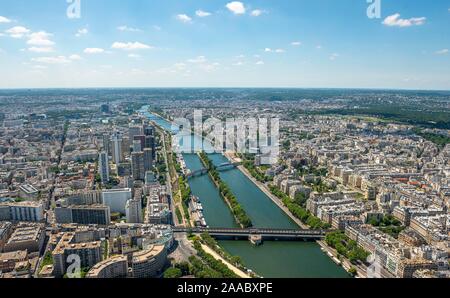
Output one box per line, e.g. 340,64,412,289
0,0,449,89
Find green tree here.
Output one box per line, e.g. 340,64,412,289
164,267,183,278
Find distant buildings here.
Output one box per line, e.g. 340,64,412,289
100,104,110,114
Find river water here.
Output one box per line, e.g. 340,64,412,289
141,107,349,278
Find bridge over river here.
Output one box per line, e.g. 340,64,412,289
186,162,243,179
173,227,330,241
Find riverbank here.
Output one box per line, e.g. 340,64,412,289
317,240,366,278
200,244,251,278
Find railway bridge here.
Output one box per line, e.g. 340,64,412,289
173,227,329,241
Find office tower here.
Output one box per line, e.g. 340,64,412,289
98,151,110,185
144,136,156,159
121,137,131,156
102,134,110,155
143,125,156,160
131,152,145,181
132,140,142,153
117,163,131,177
143,124,154,137
111,132,123,165
124,176,134,189
125,198,143,224
134,135,146,150
129,125,142,141
143,148,153,172
145,171,157,185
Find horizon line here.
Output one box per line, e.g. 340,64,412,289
0,86,449,92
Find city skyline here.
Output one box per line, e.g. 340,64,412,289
0,0,449,90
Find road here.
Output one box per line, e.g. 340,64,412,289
169,233,197,263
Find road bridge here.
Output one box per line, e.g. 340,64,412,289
186,162,243,179
173,227,329,241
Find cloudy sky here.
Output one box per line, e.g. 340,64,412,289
0,0,449,89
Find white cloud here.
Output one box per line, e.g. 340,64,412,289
0,16,12,23
32,65,48,70
382,13,426,27
435,49,449,55
200,62,220,72
128,53,141,58
265,48,285,53
69,54,82,60
27,31,54,46
5,26,30,38
76,28,88,37
256,61,264,65
196,10,212,17
226,2,246,15
84,48,105,54
28,47,54,53
176,14,192,23
233,61,244,66
153,25,162,31
174,62,187,70
291,41,302,46
329,53,339,60
316,45,322,49
187,56,207,63
250,9,265,17
117,26,142,32
31,56,71,64
111,42,152,50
